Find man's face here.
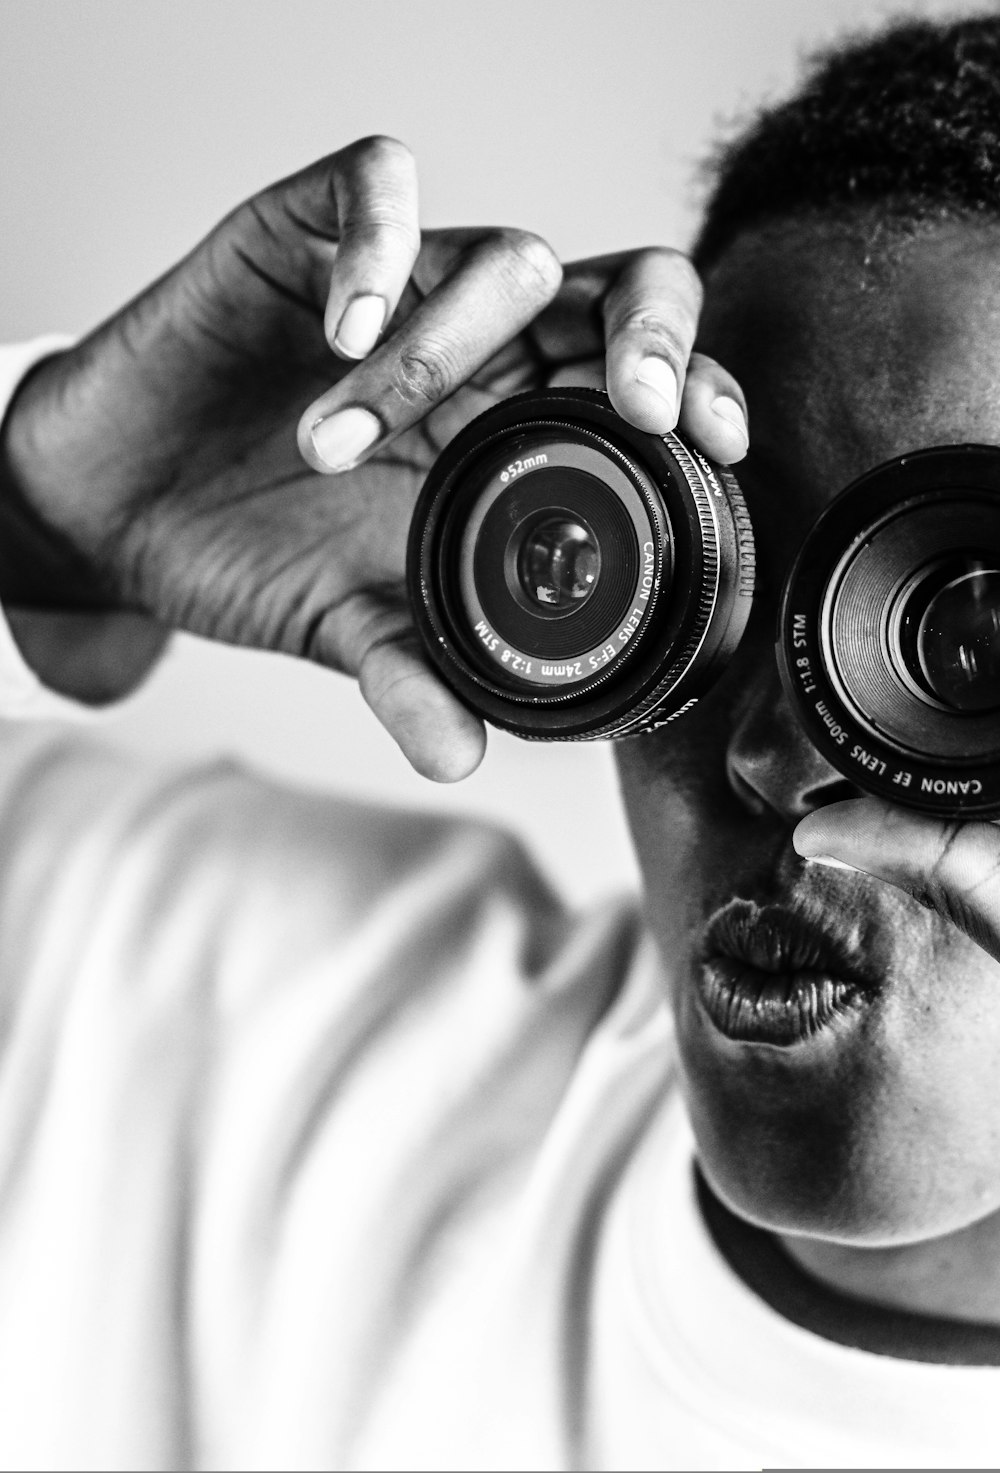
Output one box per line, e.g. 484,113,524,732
615,217,1000,1245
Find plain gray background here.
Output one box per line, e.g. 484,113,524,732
0,0,973,901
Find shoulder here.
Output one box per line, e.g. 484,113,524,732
0,723,644,1024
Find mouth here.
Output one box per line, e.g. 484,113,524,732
696,899,879,1046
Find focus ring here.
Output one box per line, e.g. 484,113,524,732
608,447,752,738
600,435,723,738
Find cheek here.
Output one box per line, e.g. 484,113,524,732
614,683,744,850
614,717,766,1058
614,728,727,946
874,933,1000,1233
615,737,701,860
613,661,768,954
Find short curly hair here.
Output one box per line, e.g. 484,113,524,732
693,13,1000,271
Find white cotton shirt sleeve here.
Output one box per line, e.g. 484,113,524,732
0,337,166,720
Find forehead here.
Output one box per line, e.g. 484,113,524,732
697,217,1000,525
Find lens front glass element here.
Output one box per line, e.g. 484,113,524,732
917,563,1000,713
514,514,601,613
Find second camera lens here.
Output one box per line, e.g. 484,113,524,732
778,444,1000,817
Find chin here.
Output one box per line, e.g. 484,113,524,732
683,1077,878,1240
681,1052,1000,1248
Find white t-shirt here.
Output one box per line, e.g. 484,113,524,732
0,341,997,1472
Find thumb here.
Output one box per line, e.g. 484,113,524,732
794,798,1000,962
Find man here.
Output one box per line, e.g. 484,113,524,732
0,11,997,1470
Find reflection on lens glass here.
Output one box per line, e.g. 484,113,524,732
918,565,1000,713
516,516,601,612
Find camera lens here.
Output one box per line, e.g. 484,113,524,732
778,445,1000,817
407,388,755,740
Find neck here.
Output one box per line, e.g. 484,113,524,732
697,1169,1000,1364
781,1209,1000,1328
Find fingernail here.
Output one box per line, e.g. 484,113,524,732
310,406,381,472
635,357,678,420
805,853,861,874
334,295,386,359
711,395,749,447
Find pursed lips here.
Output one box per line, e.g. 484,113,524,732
695,897,880,1045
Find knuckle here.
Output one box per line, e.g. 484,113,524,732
348,214,421,259
618,309,688,365
634,244,683,269
492,228,563,300
614,246,702,314
653,246,703,305
391,339,455,408
349,133,415,172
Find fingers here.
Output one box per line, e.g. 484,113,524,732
538,248,749,464
359,637,487,782
794,798,1000,962
306,590,486,782
678,352,749,465
297,227,562,473
602,249,749,462
322,136,420,359
602,248,702,435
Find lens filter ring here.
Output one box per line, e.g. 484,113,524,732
778,445,1000,817
604,439,755,739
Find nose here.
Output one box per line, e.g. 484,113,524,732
726,668,858,821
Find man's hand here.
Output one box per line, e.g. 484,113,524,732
794,800,1000,963
0,136,748,778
